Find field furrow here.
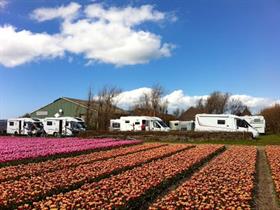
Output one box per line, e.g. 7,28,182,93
31,145,224,210
0,144,190,209
150,146,257,209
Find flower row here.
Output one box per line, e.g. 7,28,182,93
266,146,280,198
0,137,114,154
150,146,257,209
0,143,164,183
31,145,224,210
0,144,190,209
0,137,141,163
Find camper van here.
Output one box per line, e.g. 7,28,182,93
7,118,44,136
110,116,170,132
42,117,86,137
169,120,195,131
240,115,265,134
195,114,259,138
0,120,7,134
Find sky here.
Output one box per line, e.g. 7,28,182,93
0,0,279,118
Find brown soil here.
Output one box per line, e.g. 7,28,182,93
255,146,279,210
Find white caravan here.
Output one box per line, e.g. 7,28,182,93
110,116,170,132
169,120,195,131
195,114,259,138
7,118,44,136
240,115,266,134
42,117,86,137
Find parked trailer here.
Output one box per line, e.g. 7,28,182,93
195,114,259,138
110,116,170,132
7,118,44,136
42,117,86,137
240,115,265,134
169,120,195,131
0,120,7,134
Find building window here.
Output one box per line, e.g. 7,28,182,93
217,120,225,125
36,111,48,116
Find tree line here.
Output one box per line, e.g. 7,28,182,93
85,85,279,134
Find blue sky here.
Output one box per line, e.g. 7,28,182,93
0,0,279,118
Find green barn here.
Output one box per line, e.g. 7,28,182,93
30,97,97,119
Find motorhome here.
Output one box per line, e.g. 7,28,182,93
42,117,86,137
169,120,195,131
195,114,259,138
7,118,44,136
110,116,170,132
240,115,265,134
0,120,7,134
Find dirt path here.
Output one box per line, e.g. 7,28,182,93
255,146,279,210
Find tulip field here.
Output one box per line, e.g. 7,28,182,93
0,136,280,209
0,137,141,164
266,146,280,199
150,146,257,209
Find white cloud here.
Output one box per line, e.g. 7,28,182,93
84,4,165,27
0,25,64,67
114,87,152,109
31,2,81,22
60,3,173,66
114,88,279,114
163,90,208,111
0,0,7,9
230,95,275,113
0,2,174,68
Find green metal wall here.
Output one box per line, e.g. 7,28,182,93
30,98,87,119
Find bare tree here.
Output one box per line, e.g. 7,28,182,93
85,87,95,129
134,93,151,110
227,98,250,116
95,86,122,130
132,84,168,116
173,108,185,119
150,84,165,116
196,98,206,112
204,91,230,114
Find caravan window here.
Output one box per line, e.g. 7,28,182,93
46,121,53,126
174,123,179,126
153,121,161,128
125,120,130,123
157,120,168,128
237,119,249,128
112,123,120,128
9,122,14,126
253,119,262,123
217,120,225,125
135,122,140,125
